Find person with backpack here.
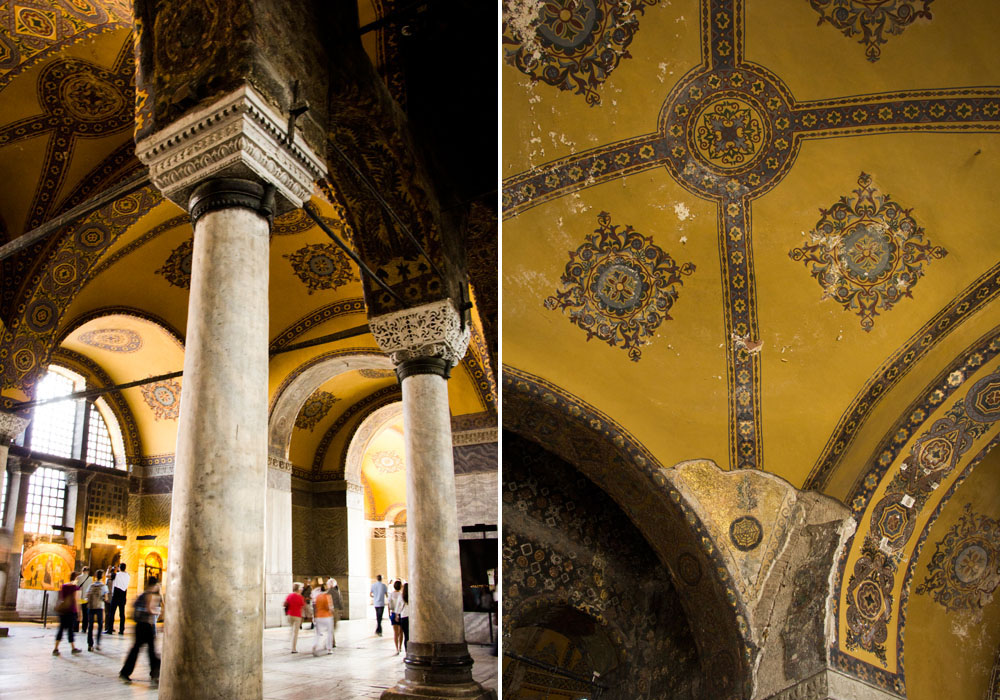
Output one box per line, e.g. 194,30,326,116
119,578,161,685
75,567,91,633
86,569,109,651
52,572,82,656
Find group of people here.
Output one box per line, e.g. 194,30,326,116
283,576,344,655
282,575,409,657
370,575,409,655
51,564,162,686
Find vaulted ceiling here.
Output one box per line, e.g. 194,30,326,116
0,1,496,486
503,0,1000,696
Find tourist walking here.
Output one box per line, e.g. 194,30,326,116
52,573,81,656
119,578,161,685
86,569,108,651
284,583,305,653
328,578,343,647
106,563,129,634
312,583,333,656
75,567,91,633
388,580,404,655
371,574,387,637
398,582,410,652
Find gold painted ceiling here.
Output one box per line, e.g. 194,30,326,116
503,0,1000,696
0,1,496,504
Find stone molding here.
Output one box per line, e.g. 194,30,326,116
0,411,29,443
267,468,291,491
135,85,327,212
8,456,38,475
369,299,470,368
64,470,97,486
453,428,498,446
764,669,904,700
267,457,293,474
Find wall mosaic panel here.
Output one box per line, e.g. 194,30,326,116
140,379,181,420
77,327,142,352
294,390,340,431
504,431,700,699
789,173,946,332
284,243,356,295
545,211,694,362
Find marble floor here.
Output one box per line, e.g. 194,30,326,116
0,616,498,698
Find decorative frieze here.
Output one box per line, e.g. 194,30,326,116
267,457,294,474
135,85,326,212
369,299,470,368
453,428,498,447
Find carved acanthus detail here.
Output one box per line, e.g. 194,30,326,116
369,299,470,368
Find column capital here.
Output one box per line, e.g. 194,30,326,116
9,457,39,476
0,410,29,445
369,299,470,378
135,84,327,214
267,457,293,474
65,470,97,487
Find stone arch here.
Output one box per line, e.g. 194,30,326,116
503,365,754,700
267,350,393,460
344,400,403,487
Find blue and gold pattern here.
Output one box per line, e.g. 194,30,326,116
808,0,934,62
790,173,947,331
284,243,356,295
155,239,193,289
502,0,661,106
544,211,694,361
294,390,340,431
915,504,1000,613
140,379,181,421
78,327,142,353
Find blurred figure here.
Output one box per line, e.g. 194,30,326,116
399,582,410,652
370,574,387,637
119,578,161,685
52,572,81,656
86,569,108,651
312,582,333,656
284,582,305,653
388,579,404,655
106,563,129,634
328,578,343,648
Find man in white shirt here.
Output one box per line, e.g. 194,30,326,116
370,575,388,637
106,563,130,635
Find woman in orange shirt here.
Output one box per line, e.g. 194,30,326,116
311,583,333,656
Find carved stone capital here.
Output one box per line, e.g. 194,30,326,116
10,457,39,476
369,299,470,370
136,85,327,214
65,470,97,487
0,411,29,444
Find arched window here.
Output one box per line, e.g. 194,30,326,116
24,467,67,535
27,366,125,469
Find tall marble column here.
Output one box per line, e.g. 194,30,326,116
265,457,293,629
63,470,95,549
1,458,37,618
136,85,325,698
371,300,494,700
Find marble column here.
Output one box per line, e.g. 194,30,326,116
63,470,95,549
265,458,293,629
1,458,37,618
384,521,398,580
136,85,325,699
345,481,370,620
371,300,494,700
0,411,29,529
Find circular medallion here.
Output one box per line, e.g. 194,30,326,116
952,542,989,585
837,222,899,285
594,260,646,312
676,552,702,586
870,492,915,549
26,299,57,333
660,66,796,199
60,72,126,122
536,0,600,51
691,96,768,170
370,450,404,474
153,386,175,407
915,435,954,471
285,244,355,294
729,515,763,551
855,580,886,619
141,380,182,420
964,371,1000,423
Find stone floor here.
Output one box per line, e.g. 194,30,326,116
0,617,498,698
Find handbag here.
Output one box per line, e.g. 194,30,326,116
54,594,73,615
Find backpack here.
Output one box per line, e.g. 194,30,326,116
87,582,106,608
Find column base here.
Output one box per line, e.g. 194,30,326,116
381,642,496,700
0,604,21,622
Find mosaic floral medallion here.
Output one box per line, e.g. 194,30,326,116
141,380,181,420
156,239,193,289
502,0,661,106
844,538,896,665
295,391,340,431
284,244,355,294
789,173,947,331
369,449,404,474
964,371,1000,424
544,211,694,361
78,328,142,353
915,504,1000,613
676,552,702,585
358,368,396,380
809,0,934,62
693,97,767,169
729,515,763,551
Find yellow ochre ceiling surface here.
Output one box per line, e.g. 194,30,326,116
359,414,407,521
503,0,1000,695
